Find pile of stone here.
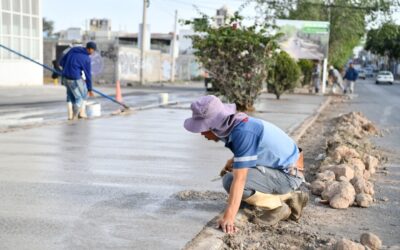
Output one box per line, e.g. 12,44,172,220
331,232,382,250
311,112,381,209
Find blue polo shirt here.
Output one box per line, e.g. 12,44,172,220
225,117,299,170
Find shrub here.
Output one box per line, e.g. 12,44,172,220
267,51,301,99
185,13,279,111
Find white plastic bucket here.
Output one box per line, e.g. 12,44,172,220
86,102,102,118
158,93,169,105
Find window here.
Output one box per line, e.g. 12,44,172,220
2,36,12,59
31,38,39,59
31,16,38,37
22,37,30,57
12,14,20,35
2,0,11,11
22,15,29,36
2,12,11,35
11,37,20,59
12,0,21,12
22,0,30,14
31,0,38,15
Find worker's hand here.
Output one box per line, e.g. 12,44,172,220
220,158,234,177
217,216,237,234
88,91,94,97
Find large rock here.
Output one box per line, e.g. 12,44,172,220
351,176,375,195
322,180,356,209
363,170,371,180
331,145,361,163
347,158,366,177
356,193,373,208
334,238,365,250
311,180,326,196
324,164,355,181
316,170,336,182
363,154,379,174
360,232,382,250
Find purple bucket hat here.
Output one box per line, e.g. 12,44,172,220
184,95,236,133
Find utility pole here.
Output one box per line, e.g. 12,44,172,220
322,0,333,94
140,0,149,85
170,10,178,82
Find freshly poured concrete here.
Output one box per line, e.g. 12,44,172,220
0,94,325,250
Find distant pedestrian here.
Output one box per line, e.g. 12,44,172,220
329,65,344,94
312,60,321,93
59,42,96,120
343,62,358,94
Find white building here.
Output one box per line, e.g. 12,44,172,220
0,0,43,86
214,5,234,28
59,27,82,42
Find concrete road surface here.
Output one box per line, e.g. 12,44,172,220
0,93,326,250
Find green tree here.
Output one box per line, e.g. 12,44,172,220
254,0,396,67
268,51,301,99
43,18,54,37
297,59,313,86
365,22,400,60
185,13,279,111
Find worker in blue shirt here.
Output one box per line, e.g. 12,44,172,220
184,95,309,234
59,42,96,120
343,62,359,94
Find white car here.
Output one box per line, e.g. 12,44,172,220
376,71,394,85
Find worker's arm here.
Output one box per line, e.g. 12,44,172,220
83,57,94,96
217,167,248,234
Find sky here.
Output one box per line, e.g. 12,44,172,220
42,0,256,33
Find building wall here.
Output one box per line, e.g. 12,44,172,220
42,39,201,85
0,0,43,86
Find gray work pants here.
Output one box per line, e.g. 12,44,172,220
222,166,303,199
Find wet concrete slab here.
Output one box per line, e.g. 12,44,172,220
0,108,231,250
0,94,326,250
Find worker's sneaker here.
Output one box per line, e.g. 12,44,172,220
286,191,309,221
252,203,291,226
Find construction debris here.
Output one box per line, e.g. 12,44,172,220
310,112,383,209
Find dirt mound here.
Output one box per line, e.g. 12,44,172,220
175,190,228,201
222,219,335,250
311,112,383,209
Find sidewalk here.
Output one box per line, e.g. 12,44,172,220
0,92,328,250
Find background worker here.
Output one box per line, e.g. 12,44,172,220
343,62,359,94
312,60,321,93
59,41,96,120
184,95,308,234
329,65,344,94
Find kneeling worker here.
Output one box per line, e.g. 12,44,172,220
184,95,308,234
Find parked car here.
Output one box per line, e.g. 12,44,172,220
358,69,366,80
376,71,394,85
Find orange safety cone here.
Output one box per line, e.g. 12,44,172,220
115,80,123,103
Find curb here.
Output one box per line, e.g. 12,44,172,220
289,96,332,142
183,96,333,250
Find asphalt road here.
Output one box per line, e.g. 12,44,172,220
341,77,400,245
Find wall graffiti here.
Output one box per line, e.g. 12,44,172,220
118,49,140,80
100,44,118,62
